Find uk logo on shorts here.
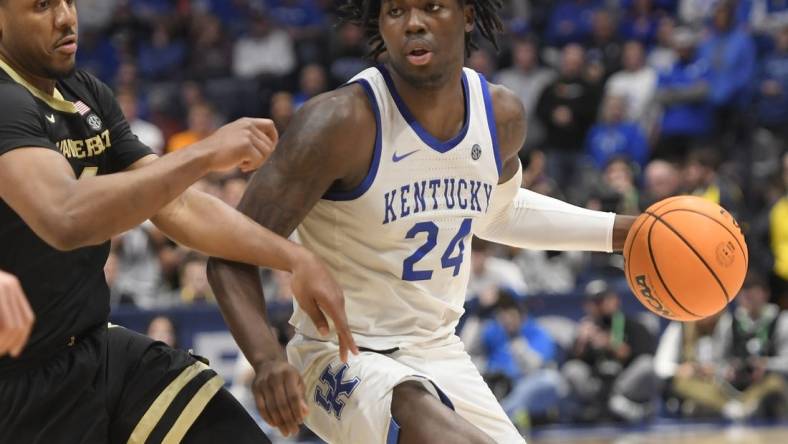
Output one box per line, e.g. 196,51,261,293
315,363,360,419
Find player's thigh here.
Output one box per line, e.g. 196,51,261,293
398,339,526,444
0,326,109,444
105,325,256,443
391,380,496,444
181,386,271,444
288,334,444,444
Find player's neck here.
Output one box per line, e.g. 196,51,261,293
387,65,466,142
0,51,57,95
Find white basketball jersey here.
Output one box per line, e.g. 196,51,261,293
292,66,502,349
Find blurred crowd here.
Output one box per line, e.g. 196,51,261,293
93,0,788,434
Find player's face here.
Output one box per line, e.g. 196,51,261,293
0,0,78,79
379,0,474,88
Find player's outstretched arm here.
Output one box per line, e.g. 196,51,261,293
0,270,34,358
0,118,276,251
207,85,371,437
476,84,636,252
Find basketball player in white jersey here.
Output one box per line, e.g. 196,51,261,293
208,1,637,443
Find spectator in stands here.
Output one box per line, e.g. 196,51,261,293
698,1,756,150
146,315,178,348
585,95,649,171
111,222,169,309
468,239,529,300
545,0,603,47
767,151,788,309
117,89,165,155
684,147,744,218
606,40,658,129
585,9,623,82
647,16,678,72
479,291,566,432
653,27,713,162
186,14,233,80
293,64,329,109
269,91,295,133
713,272,788,420
496,36,557,149
137,21,187,80
327,22,369,83
232,14,296,81
167,102,220,153
601,156,641,216
562,280,658,422
679,0,722,29
654,312,731,418
755,25,788,141
536,44,601,190
640,159,683,209
176,254,214,305
620,0,659,47
467,48,498,81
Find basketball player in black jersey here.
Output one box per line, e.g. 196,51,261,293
0,0,356,442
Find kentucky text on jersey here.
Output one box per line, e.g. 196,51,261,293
56,129,111,159
382,178,495,224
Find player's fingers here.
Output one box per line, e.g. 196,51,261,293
254,391,275,427
299,296,330,337
9,291,33,357
249,118,279,145
285,372,307,423
271,377,298,435
0,291,18,357
318,295,358,361
262,381,288,429
6,292,27,357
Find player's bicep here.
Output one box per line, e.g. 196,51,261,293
491,85,527,185
237,88,372,236
0,148,78,245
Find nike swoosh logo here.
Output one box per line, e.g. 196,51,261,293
392,150,419,163
45,114,55,123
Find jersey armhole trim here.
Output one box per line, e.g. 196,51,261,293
323,79,382,202
478,73,503,177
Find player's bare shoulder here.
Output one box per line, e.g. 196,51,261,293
488,83,527,162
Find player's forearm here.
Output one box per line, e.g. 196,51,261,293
152,189,302,272
206,258,285,366
57,150,213,249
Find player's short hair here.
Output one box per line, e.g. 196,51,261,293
338,0,504,59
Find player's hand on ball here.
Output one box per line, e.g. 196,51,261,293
290,249,360,363
197,117,278,173
0,270,35,358
253,360,308,438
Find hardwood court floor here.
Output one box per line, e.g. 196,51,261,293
530,424,788,444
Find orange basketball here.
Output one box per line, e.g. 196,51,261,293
623,196,748,321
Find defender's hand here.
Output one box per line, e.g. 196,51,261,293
290,250,359,363
0,271,35,358
196,118,278,173
253,360,308,437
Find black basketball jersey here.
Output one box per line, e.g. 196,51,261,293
0,59,152,374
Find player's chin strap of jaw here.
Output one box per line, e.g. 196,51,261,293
475,160,616,253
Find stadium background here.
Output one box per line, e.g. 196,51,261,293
93,0,788,442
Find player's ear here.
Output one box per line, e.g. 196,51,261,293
463,1,475,33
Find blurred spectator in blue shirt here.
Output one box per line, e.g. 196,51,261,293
585,9,623,83
546,0,603,47
137,21,187,81
585,96,649,171
620,0,660,47
698,1,757,109
654,27,713,161
480,291,566,431
755,25,788,136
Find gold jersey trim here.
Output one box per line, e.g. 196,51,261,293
162,375,224,443
0,57,78,114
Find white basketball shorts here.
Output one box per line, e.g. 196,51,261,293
286,333,526,444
